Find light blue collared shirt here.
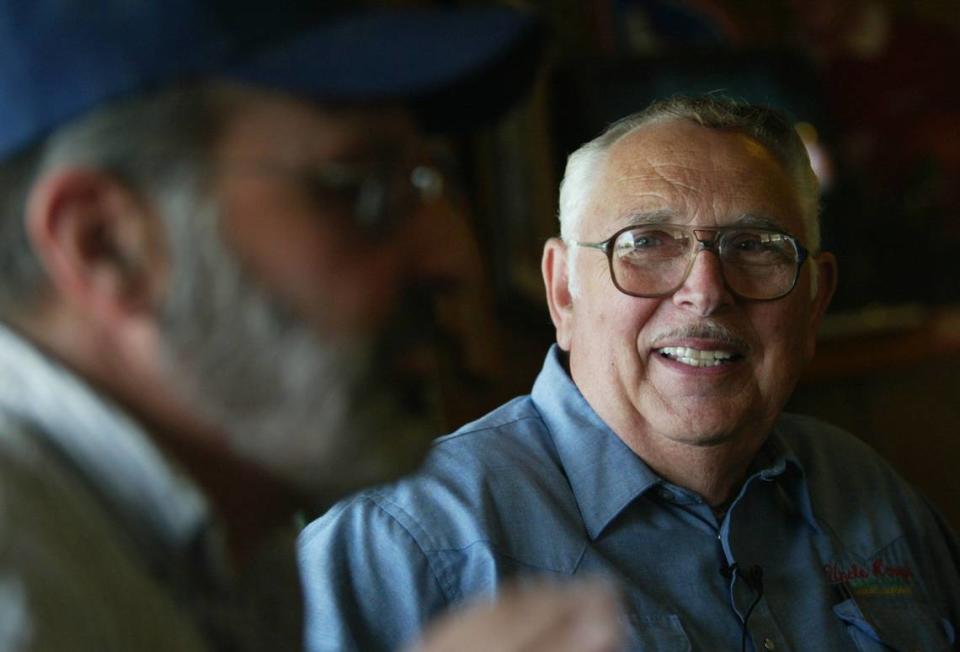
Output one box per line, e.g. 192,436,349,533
300,345,960,651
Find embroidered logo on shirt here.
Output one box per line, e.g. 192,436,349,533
823,558,914,597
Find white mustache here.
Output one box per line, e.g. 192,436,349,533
651,321,750,353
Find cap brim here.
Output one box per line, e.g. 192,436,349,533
232,7,545,133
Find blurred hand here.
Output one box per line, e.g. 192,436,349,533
405,579,624,652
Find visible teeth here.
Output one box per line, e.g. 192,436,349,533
658,346,736,367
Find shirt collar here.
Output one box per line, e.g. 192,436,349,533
530,345,822,538
759,419,824,534
531,345,662,539
0,323,213,571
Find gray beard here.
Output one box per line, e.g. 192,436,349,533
156,196,440,502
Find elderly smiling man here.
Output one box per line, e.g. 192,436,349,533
300,96,960,651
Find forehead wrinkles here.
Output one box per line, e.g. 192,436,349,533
609,121,785,182
616,166,703,196
599,128,799,226
604,159,723,219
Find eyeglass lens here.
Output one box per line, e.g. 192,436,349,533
610,226,802,300
355,159,446,229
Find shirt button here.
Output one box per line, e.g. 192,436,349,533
762,638,776,650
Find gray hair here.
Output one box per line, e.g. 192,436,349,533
0,144,52,313
558,95,822,295
0,84,225,318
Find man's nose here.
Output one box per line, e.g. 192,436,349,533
671,249,734,316
405,192,480,289
403,191,503,384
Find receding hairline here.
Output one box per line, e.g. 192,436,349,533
596,116,801,188
561,107,821,249
595,113,802,178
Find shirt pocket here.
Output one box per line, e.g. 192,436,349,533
624,613,692,651
833,596,955,652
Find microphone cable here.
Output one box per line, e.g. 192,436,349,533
718,542,765,651
739,565,764,652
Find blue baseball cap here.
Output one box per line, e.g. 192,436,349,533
0,1,544,159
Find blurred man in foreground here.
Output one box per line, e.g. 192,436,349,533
0,1,622,650
301,95,960,650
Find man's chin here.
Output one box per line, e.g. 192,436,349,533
651,408,750,449
668,430,739,448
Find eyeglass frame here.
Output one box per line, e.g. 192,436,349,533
570,223,811,301
227,148,450,232
290,159,446,230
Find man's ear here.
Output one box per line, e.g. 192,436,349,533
804,251,838,359
25,168,164,324
542,237,575,351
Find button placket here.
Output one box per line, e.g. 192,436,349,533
741,597,791,652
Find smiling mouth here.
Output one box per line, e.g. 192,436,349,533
656,346,742,368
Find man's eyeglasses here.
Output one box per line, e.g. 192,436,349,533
571,223,810,301
296,159,446,229
242,150,450,231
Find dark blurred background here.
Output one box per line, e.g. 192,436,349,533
416,0,960,529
